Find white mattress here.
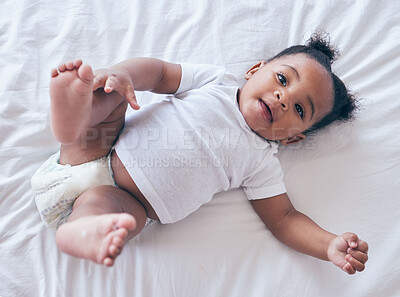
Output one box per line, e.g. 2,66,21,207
1,0,399,296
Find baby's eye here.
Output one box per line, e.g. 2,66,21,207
277,72,287,87
295,104,304,119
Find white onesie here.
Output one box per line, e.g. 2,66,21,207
114,63,286,224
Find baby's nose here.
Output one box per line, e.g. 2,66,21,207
274,91,288,110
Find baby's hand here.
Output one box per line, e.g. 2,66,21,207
92,68,140,110
327,233,369,275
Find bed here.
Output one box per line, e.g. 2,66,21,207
1,0,399,296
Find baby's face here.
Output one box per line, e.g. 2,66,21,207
238,53,334,144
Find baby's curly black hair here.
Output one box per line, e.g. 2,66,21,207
269,32,358,134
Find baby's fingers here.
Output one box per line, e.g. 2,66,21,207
104,77,117,93
93,72,108,91
123,84,140,110
342,262,356,275
356,239,369,253
347,249,368,264
345,254,366,272
343,232,359,249
347,246,368,264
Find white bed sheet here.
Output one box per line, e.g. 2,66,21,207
1,0,399,296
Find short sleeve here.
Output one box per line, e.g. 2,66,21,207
175,63,229,94
242,144,286,200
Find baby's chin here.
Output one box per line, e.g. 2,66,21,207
249,127,279,141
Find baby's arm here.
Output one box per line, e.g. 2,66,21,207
92,58,182,109
250,193,368,274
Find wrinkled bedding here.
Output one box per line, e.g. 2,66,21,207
1,1,399,296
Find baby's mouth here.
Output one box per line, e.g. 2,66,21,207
259,99,273,122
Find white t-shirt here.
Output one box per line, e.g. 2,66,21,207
114,63,286,223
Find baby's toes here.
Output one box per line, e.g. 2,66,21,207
74,59,83,68
51,68,59,77
112,234,125,247
109,245,122,258
108,230,126,257
103,257,114,267
58,63,67,72
65,61,74,70
114,227,128,241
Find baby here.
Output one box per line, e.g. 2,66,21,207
31,33,368,272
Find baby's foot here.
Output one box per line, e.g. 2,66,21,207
56,213,136,266
49,59,94,144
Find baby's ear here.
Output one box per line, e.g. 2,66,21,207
245,61,266,80
280,134,306,145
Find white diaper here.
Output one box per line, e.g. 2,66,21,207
31,152,115,229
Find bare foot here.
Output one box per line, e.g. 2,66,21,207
55,213,136,266
50,59,94,144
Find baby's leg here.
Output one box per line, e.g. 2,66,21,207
56,185,147,266
49,60,127,165
50,60,126,146
49,60,144,266
50,60,93,144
